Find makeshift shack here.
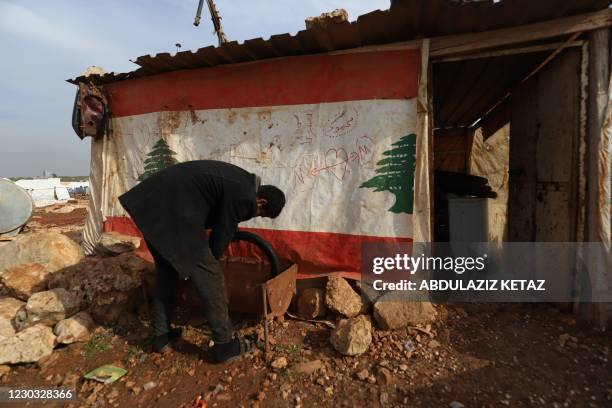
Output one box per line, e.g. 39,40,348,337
70,0,612,326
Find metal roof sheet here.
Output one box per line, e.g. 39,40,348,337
69,0,611,85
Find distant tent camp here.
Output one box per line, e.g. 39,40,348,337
14,178,71,207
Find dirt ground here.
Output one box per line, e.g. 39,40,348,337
2,203,610,407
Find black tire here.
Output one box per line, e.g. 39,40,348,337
232,230,281,277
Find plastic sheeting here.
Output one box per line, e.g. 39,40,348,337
468,125,510,242
82,47,431,274
598,74,611,251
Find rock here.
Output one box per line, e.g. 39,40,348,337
373,294,436,330
0,365,10,378
37,352,60,372
293,359,323,375
61,372,80,389
143,381,157,391
54,311,95,344
324,277,363,318
97,232,141,256
297,288,326,319
0,232,84,276
353,281,380,313
0,297,24,321
356,369,369,381
0,297,23,338
376,366,394,385
48,253,153,324
449,402,465,408
558,333,578,348
429,339,441,349
1,263,50,301
305,8,348,30
0,325,56,364
45,205,75,214
271,356,288,369
330,315,372,356
19,288,80,328
0,318,15,341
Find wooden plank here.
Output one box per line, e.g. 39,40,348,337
434,128,468,173
433,41,584,63
508,47,582,242
538,50,580,186
328,10,611,59
508,70,538,242
430,9,612,58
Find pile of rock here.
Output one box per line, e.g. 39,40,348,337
0,231,149,365
48,252,152,324
296,276,436,356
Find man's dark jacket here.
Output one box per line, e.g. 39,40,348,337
119,160,258,279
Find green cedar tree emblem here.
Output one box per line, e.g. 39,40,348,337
138,138,179,181
360,133,417,214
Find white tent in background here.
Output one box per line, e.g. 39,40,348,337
14,178,70,207
64,181,90,195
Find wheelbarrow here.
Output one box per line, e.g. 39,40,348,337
149,230,296,352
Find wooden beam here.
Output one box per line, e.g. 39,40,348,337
433,41,584,63
430,8,612,58
586,28,610,243
327,9,611,60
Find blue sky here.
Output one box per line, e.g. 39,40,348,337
0,0,389,177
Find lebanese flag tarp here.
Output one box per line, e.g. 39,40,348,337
84,48,429,276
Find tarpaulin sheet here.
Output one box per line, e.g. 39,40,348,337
83,47,431,275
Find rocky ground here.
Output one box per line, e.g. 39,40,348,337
0,203,610,407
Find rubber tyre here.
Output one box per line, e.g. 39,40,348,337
232,230,281,277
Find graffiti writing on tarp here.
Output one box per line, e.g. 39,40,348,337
325,106,358,138
293,106,359,144
294,112,315,145
229,136,281,165
292,135,374,186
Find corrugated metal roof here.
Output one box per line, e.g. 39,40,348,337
69,0,611,85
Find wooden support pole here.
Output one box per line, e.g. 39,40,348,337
261,284,269,354
586,28,610,243
581,28,611,329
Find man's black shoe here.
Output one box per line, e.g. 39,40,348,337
152,327,183,353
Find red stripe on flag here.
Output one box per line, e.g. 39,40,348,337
106,49,420,117
103,216,412,276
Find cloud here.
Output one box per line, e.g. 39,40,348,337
0,1,120,56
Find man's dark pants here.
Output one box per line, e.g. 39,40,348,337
147,242,233,344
